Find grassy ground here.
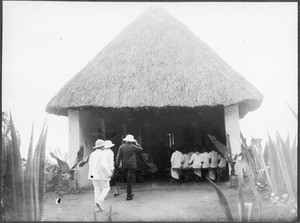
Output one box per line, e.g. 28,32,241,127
42,178,296,222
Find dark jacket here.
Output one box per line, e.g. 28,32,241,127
116,143,143,170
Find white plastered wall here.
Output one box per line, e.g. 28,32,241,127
68,110,93,188
224,104,243,182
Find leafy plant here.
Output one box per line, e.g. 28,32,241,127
207,177,254,222
207,177,234,221
2,113,25,220
207,133,240,176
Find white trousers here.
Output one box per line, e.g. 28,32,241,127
92,180,110,205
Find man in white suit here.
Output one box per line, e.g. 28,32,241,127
88,139,113,212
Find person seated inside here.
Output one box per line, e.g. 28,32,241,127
208,146,218,181
189,147,202,181
170,146,183,182
181,149,191,168
188,149,194,159
142,153,158,174
200,146,210,181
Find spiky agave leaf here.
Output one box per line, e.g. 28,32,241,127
285,132,290,149
207,177,234,221
284,101,298,120
24,120,47,220
24,122,34,182
241,160,261,221
263,143,269,166
273,133,297,206
207,134,231,162
108,205,112,222
289,136,297,174
268,135,296,205
6,113,25,220
238,183,246,222
251,139,275,193
38,125,48,219
276,132,296,194
241,143,257,181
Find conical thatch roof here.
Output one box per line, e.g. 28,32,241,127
46,6,263,118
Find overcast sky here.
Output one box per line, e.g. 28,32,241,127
2,2,297,159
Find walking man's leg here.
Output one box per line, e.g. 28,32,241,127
92,180,101,205
126,169,134,200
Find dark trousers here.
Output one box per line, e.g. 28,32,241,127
125,169,135,197
109,170,117,187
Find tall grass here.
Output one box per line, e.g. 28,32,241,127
2,113,48,220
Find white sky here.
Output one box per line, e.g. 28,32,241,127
2,2,298,159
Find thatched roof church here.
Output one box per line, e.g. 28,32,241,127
46,7,263,118
46,7,263,187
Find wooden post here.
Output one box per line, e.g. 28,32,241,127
138,127,142,146
122,124,127,139
99,118,106,140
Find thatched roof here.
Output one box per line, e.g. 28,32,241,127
46,6,263,118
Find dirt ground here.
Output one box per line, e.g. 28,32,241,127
42,178,296,222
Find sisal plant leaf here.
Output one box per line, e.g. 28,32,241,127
289,136,297,175
274,133,297,205
24,120,48,220
263,143,269,166
241,161,261,221
285,132,290,149
238,183,246,222
207,177,234,221
268,135,296,205
208,133,232,163
284,101,298,120
3,114,25,220
108,205,112,222
24,122,34,182
251,139,275,193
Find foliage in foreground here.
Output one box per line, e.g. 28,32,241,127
208,104,297,221
2,113,48,221
208,133,240,176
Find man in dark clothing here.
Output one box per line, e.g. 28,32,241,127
116,134,143,201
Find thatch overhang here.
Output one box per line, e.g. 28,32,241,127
46,7,263,119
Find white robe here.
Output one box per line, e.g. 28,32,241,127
209,150,219,168
189,152,202,177
170,150,183,179
181,154,191,168
201,152,210,168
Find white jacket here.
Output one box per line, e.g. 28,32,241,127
201,152,210,168
88,149,112,180
171,151,183,168
181,154,190,168
209,150,218,168
189,152,202,168
104,148,115,172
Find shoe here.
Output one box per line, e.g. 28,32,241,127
126,193,134,200
94,207,100,212
95,203,105,211
114,192,122,197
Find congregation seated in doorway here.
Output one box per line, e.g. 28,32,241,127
170,145,227,183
